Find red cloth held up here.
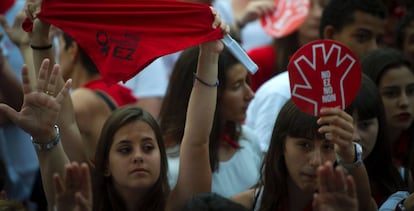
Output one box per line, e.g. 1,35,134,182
34,0,223,84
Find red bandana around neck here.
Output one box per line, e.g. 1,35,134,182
29,0,223,84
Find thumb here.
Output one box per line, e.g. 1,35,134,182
0,103,20,124
0,16,10,30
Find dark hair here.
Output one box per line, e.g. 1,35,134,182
361,47,414,185
361,48,412,85
272,32,300,76
258,100,322,211
395,9,414,51
62,33,100,76
159,47,242,171
319,0,387,39
180,192,248,211
345,74,405,204
93,106,169,211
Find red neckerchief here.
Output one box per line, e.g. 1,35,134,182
0,0,15,14
393,130,409,167
220,124,240,149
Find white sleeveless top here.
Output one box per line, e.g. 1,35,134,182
167,125,263,198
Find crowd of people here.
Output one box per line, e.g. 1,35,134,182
0,0,413,210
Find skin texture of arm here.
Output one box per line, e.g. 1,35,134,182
0,59,72,210
166,9,229,211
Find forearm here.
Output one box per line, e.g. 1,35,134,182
36,141,70,209
18,46,37,89
184,48,219,142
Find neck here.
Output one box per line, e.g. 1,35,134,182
388,127,403,143
71,64,100,88
287,177,313,211
118,187,146,211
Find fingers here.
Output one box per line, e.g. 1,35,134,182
64,162,81,191
317,161,334,194
46,64,60,97
21,65,33,94
334,165,347,192
79,163,92,198
37,59,51,93
346,175,357,199
317,107,354,146
55,78,72,105
53,173,65,195
0,16,10,31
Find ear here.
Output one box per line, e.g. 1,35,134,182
67,41,81,61
323,25,336,40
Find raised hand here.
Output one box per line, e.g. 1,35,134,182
0,10,31,48
0,59,71,141
317,107,355,163
313,161,358,211
53,162,92,211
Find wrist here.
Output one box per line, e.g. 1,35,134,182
31,125,60,151
336,142,363,172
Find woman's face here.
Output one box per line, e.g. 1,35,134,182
107,120,161,194
378,66,414,131
220,63,254,122
284,136,336,191
351,112,379,159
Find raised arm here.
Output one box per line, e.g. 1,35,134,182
166,9,229,211
26,2,86,163
0,59,72,209
318,107,377,211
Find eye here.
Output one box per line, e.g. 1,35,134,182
298,141,313,151
354,32,371,43
381,89,400,98
117,146,132,154
357,120,371,130
323,142,335,151
406,85,414,96
142,144,155,153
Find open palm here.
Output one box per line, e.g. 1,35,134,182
0,59,71,141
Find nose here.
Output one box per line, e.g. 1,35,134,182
133,148,144,164
352,124,362,143
244,83,255,101
398,92,409,108
309,149,322,168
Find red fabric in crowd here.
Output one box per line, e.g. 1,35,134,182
35,0,223,84
247,45,276,92
0,0,15,14
82,78,137,106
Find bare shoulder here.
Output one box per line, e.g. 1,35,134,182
231,188,256,209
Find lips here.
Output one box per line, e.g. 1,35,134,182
396,112,413,122
129,168,148,175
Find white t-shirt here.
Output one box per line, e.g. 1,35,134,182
124,52,180,98
167,125,263,198
245,71,291,152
